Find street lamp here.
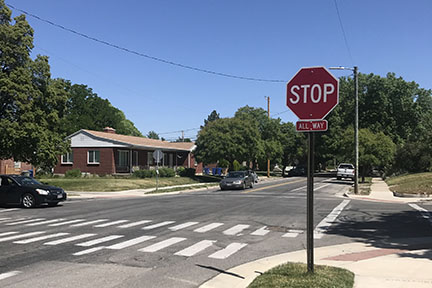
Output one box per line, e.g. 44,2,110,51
329,66,359,194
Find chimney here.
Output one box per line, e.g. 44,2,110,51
103,127,116,134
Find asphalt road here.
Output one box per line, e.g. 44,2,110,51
1,177,431,288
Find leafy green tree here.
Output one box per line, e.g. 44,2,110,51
203,110,220,127
194,117,261,169
0,2,68,169
147,130,159,139
174,137,192,142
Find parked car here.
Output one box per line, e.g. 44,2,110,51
220,171,254,190
286,166,306,177
0,175,67,208
336,163,355,180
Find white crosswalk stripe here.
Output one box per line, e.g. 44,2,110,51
44,233,97,245
118,220,152,228
26,219,66,226
314,200,350,239
0,231,45,242
0,231,19,237
194,223,224,233
175,240,216,257
0,208,19,213
0,271,21,280
282,230,304,238
76,235,124,247
70,219,109,227
142,221,175,230
5,218,46,226
94,220,129,227
169,222,199,231
0,217,26,224
73,246,105,256
14,233,70,244
208,243,247,259
139,237,186,252
49,219,86,227
250,226,270,236
106,235,156,250
223,224,250,235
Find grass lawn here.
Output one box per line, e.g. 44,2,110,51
39,176,220,192
248,262,354,288
386,172,432,195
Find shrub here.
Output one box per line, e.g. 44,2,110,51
133,169,157,178
65,168,81,178
179,167,196,177
158,167,175,177
233,160,241,171
176,166,185,176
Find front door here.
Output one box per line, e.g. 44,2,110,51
118,150,130,172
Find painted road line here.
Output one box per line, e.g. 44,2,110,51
242,179,305,194
315,183,331,190
5,218,46,226
0,231,45,242
0,271,21,280
26,219,66,226
314,200,350,239
73,246,105,256
291,185,307,192
282,229,304,238
118,220,152,228
44,233,97,245
194,223,224,233
14,233,70,244
223,224,250,236
409,204,432,225
169,222,199,231
76,235,124,247
49,219,86,227
0,217,13,223
250,226,270,236
106,235,156,250
0,231,19,237
94,220,129,227
142,221,175,230
70,219,109,227
139,237,186,252
175,240,216,257
208,243,247,259
0,208,19,213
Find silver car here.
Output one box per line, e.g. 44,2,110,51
220,171,254,190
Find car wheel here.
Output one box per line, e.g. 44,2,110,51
22,193,36,208
337,177,341,180
242,182,246,190
48,202,59,207
249,181,254,188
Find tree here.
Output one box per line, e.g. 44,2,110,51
174,137,192,142
203,110,220,127
147,130,159,140
338,128,395,181
194,117,261,169
0,2,68,169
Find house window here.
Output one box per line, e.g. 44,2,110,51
118,150,129,167
61,152,73,164
132,151,139,166
147,152,153,166
88,150,100,164
14,161,21,169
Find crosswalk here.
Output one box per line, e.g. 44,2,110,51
0,200,352,262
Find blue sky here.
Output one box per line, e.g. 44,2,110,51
6,0,432,141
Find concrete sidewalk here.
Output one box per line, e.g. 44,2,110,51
200,178,432,288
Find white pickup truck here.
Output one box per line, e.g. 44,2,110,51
336,163,355,180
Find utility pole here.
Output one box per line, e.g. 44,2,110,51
265,96,270,178
181,130,184,142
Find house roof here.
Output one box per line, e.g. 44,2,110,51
72,129,196,152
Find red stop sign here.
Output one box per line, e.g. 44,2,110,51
286,67,339,120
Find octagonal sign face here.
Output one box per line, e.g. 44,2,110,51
286,67,339,120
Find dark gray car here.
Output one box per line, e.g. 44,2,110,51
219,171,254,190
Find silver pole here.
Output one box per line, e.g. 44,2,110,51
354,66,359,194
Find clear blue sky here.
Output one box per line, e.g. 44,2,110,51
6,0,432,141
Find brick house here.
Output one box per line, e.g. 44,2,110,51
0,159,34,175
53,127,202,175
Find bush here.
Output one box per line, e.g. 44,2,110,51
158,167,175,177
176,166,185,176
233,160,241,171
65,168,81,178
179,168,196,177
133,169,157,178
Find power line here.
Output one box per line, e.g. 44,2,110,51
6,3,286,83
158,127,200,135
333,0,354,65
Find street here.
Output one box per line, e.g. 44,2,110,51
0,177,431,288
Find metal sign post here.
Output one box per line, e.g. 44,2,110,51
153,150,163,192
307,133,315,273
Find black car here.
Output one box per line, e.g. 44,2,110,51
286,166,306,177
219,171,254,190
0,175,67,208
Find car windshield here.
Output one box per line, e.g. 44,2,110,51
13,176,41,186
226,172,246,178
339,164,354,169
